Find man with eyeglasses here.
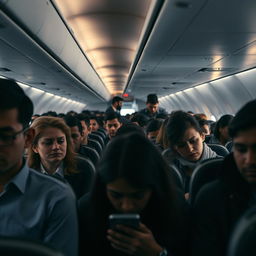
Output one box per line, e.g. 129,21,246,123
0,78,78,256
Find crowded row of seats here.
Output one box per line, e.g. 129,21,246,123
1,80,254,256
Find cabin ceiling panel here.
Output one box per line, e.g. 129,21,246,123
235,68,256,97
1,0,111,102
54,0,153,95
127,0,256,104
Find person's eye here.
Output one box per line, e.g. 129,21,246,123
44,140,53,146
0,134,13,143
109,192,123,199
235,145,247,153
57,138,65,144
131,192,145,200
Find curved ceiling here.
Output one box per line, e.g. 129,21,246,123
53,0,153,95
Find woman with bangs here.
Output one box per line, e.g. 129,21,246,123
27,116,94,199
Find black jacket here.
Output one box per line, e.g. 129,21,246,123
190,153,254,256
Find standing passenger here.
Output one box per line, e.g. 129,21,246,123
0,79,78,256
139,94,168,119
105,96,124,117
78,132,189,256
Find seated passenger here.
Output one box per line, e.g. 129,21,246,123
190,99,256,256
63,114,99,165
89,115,102,132
27,116,94,199
166,111,221,194
209,114,234,145
76,113,92,146
146,118,163,142
78,132,189,256
0,79,78,256
194,114,211,136
155,118,170,152
104,112,122,144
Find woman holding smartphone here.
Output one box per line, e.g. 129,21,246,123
78,132,189,256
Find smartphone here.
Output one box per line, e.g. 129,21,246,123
108,213,140,229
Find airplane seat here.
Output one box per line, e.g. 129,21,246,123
80,145,100,166
227,206,256,256
0,237,63,256
207,144,230,157
169,164,184,191
188,158,223,205
225,141,233,152
161,148,174,161
88,133,105,148
87,138,102,155
92,130,107,140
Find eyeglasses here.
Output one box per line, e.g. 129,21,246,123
0,127,28,146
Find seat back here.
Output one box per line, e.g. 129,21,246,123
80,145,100,166
188,158,223,205
88,133,105,148
87,138,102,155
225,141,233,152
0,237,63,256
169,164,184,190
227,207,256,256
207,143,229,157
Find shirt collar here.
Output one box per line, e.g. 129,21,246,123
40,162,64,177
8,162,29,194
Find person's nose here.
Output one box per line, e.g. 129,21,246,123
120,197,135,212
52,141,60,150
245,149,256,166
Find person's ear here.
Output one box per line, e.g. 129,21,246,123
24,127,35,149
201,132,206,142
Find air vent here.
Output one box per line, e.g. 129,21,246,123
175,2,192,8
0,67,11,72
198,67,235,72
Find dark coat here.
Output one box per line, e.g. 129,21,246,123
138,107,168,119
190,153,254,256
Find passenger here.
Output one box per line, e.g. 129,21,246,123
27,116,94,199
76,114,92,146
78,132,189,256
63,115,99,165
146,118,164,142
139,94,168,119
155,118,170,152
190,99,256,256
89,115,102,132
209,114,234,145
194,114,211,136
105,96,124,116
115,122,145,137
166,111,221,194
104,112,122,143
131,112,149,130
0,79,78,256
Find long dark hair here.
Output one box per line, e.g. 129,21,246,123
85,132,182,240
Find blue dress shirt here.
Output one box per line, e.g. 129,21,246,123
0,163,78,256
